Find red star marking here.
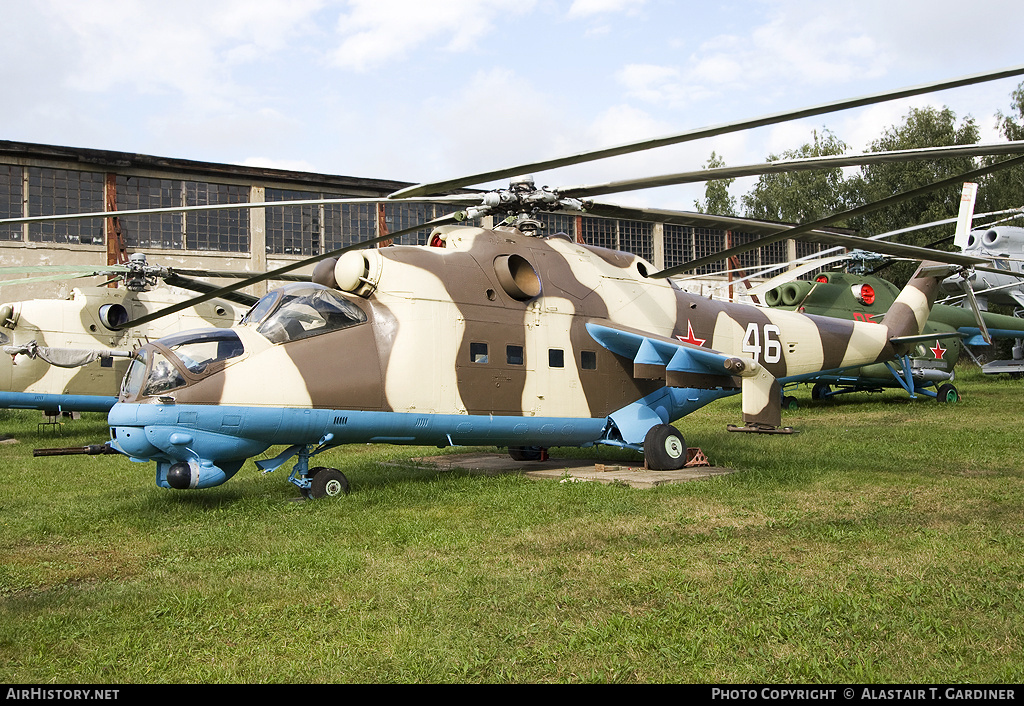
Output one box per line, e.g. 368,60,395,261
930,340,946,359
677,320,706,347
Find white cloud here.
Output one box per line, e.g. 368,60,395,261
567,0,647,18
329,0,534,72
36,0,323,98
615,64,683,103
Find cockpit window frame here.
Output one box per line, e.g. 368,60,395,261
242,283,369,345
123,329,247,401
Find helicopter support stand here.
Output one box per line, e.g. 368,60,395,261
727,423,797,434
37,409,79,434
38,411,63,434
254,433,350,500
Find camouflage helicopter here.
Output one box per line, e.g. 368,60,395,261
24,64,1024,499
751,184,1024,401
0,252,271,415
758,257,1024,403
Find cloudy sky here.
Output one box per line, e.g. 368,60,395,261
3,0,1024,211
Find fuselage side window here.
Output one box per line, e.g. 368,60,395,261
506,345,524,366
470,342,489,364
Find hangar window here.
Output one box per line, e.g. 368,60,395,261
618,220,653,263
117,176,183,249
27,167,104,245
185,181,249,252
470,342,489,364
383,203,481,246
267,188,320,256
662,225,693,271
324,202,376,251
581,217,617,250
0,165,22,241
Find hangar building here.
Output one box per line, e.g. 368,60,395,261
0,140,824,302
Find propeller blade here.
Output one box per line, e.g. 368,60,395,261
650,154,1024,278
557,142,1024,200
114,212,462,330
390,64,1024,198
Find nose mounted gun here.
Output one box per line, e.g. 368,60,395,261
33,443,121,457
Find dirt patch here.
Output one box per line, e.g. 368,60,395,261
405,452,735,488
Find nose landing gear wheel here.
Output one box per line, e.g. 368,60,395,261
508,446,547,462
308,467,350,499
643,424,687,471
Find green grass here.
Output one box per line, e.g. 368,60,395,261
2,366,1023,683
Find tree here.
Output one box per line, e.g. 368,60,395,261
740,129,851,224
846,106,980,285
848,106,979,237
694,151,738,216
979,80,1024,216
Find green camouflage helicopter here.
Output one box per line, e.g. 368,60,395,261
759,259,1024,403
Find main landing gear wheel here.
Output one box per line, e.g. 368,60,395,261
936,383,960,403
308,467,350,499
508,446,546,462
811,383,831,401
643,424,687,471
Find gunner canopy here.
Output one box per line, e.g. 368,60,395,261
241,284,367,344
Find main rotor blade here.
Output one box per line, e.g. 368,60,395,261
115,212,461,330
0,194,479,226
161,268,309,282
0,264,127,275
557,142,1024,199
0,272,117,288
390,64,1024,198
651,153,1024,277
160,274,260,307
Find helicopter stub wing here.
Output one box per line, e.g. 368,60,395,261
586,322,784,434
585,322,750,389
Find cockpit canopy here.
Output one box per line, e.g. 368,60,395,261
240,283,368,344
121,328,245,399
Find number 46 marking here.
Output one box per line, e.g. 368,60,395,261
743,323,782,364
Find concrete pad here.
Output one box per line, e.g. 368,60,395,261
407,452,735,488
